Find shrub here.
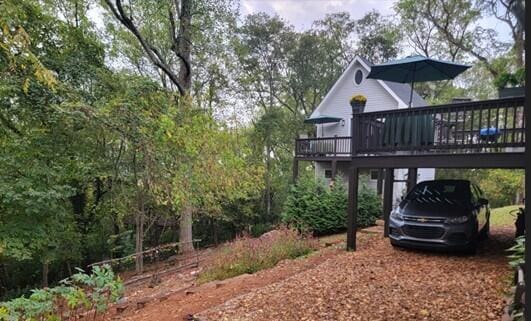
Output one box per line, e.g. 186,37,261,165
0,265,123,321
357,184,383,228
198,227,318,283
281,176,381,234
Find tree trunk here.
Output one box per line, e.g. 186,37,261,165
177,0,192,92
265,141,272,219
176,0,194,255
180,205,194,253
134,181,145,274
514,33,524,68
135,211,144,274
42,261,49,288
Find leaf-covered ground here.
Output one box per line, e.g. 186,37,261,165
197,227,513,321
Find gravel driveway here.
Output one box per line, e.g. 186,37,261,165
198,227,513,321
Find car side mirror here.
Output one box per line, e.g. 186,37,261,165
478,198,488,206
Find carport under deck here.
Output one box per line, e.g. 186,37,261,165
292,96,526,250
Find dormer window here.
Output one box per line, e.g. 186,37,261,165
354,69,363,86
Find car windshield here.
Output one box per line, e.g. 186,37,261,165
406,181,470,205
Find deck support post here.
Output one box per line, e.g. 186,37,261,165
407,168,418,192
376,168,384,196
331,160,337,181
347,165,359,251
383,168,394,237
525,15,530,315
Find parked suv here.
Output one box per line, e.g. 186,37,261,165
389,179,489,253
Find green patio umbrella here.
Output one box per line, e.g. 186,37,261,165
367,55,471,108
304,115,342,124
304,115,342,137
368,55,469,148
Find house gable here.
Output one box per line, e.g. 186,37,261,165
311,57,402,137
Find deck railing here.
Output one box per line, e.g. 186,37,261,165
295,136,351,156
295,96,525,157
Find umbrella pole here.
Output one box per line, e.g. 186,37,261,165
409,81,414,108
408,66,416,108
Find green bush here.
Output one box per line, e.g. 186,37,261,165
198,227,318,283
281,176,381,235
0,265,123,321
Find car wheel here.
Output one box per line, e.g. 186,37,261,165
464,242,477,255
483,221,490,238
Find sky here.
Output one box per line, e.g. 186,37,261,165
240,0,395,30
238,0,511,42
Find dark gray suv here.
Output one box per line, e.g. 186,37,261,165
389,179,490,253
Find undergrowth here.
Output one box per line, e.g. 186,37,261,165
198,227,319,283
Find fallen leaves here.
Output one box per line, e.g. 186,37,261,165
197,228,513,321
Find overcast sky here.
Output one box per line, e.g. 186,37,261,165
240,0,395,30
238,0,511,42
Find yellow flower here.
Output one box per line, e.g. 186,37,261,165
350,95,367,104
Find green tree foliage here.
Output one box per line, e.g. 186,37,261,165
395,0,525,103
355,10,401,63
437,169,524,208
0,0,263,296
282,176,381,235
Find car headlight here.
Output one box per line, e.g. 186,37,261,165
390,209,403,220
446,215,469,224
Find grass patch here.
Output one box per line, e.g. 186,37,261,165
490,205,522,227
198,227,319,283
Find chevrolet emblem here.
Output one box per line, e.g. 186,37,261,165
418,217,427,223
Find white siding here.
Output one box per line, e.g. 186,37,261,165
314,60,400,138
418,168,436,183
310,57,436,208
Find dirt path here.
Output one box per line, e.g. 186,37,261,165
108,233,369,321
197,227,513,321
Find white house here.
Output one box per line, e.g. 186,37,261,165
308,56,435,203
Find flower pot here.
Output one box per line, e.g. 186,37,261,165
498,86,525,98
350,101,366,114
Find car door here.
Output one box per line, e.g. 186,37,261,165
472,184,487,230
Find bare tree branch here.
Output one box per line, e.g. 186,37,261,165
103,0,186,95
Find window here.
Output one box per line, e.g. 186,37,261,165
406,181,471,202
324,170,333,179
354,69,363,86
370,170,379,180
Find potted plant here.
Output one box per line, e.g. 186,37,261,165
494,68,525,98
350,94,367,113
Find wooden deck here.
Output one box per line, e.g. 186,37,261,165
293,96,526,251
295,96,525,168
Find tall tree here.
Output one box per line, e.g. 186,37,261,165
396,0,505,76
355,10,401,63
102,0,239,253
103,0,192,94
478,0,525,67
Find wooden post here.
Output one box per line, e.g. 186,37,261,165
346,106,362,251
347,166,359,251
376,168,384,196
331,160,337,181
383,168,394,237
333,135,338,156
407,168,418,192
524,10,530,314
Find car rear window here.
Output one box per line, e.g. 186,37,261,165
406,181,470,204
